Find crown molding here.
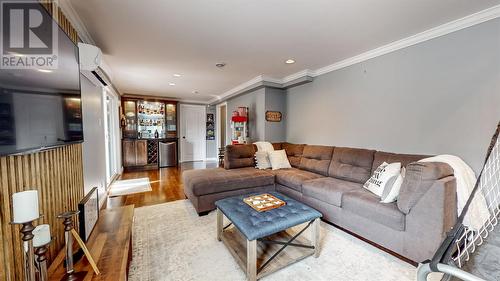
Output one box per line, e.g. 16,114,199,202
314,4,500,77
210,4,500,105
57,1,96,45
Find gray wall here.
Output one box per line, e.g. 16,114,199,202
286,19,500,173
225,87,287,144
265,88,287,142
226,88,266,144
80,75,107,205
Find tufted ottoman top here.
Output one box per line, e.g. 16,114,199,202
215,192,322,241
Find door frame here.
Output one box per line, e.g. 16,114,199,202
179,104,207,163
103,87,120,186
216,102,227,151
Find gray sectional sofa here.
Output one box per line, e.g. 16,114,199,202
182,143,457,263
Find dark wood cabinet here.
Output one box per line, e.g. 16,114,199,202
136,140,148,165
121,95,179,170
122,140,148,167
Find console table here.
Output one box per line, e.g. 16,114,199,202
48,205,134,280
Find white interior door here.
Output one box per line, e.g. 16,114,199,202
180,104,206,162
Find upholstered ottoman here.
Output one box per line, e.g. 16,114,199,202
183,167,275,215
215,192,322,281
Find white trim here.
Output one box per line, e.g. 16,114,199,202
57,1,96,45
209,4,500,104
281,69,315,84
313,4,500,77
205,158,218,161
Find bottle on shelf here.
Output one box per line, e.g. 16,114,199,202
154,129,159,139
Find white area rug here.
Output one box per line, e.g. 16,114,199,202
129,200,443,281
109,178,152,197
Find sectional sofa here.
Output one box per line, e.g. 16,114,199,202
182,143,457,263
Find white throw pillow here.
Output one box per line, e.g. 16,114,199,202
380,167,406,203
255,151,272,169
363,162,401,197
253,141,274,153
268,150,292,170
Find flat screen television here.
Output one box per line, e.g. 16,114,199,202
0,2,83,156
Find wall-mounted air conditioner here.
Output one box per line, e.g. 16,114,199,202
78,43,111,87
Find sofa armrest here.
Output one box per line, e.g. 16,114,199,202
398,162,454,214
403,176,457,262
224,144,256,169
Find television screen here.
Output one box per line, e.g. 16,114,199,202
0,2,82,156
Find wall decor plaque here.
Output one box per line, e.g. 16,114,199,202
265,111,282,122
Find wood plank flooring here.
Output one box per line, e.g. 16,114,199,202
107,161,218,208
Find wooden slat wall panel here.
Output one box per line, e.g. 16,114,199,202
39,1,79,44
0,144,84,281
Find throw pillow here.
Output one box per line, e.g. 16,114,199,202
255,151,272,169
254,141,274,153
268,150,292,170
363,162,402,197
380,167,406,203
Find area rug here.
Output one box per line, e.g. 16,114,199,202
109,177,152,197
129,200,443,281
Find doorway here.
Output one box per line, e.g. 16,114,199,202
179,104,206,162
216,102,227,150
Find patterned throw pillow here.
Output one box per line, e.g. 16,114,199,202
380,167,406,203
268,150,292,170
363,162,402,198
255,151,272,169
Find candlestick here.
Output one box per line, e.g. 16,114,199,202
34,241,51,281
11,190,41,281
33,224,51,248
57,211,86,281
12,190,40,223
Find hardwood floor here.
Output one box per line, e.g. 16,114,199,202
107,161,218,208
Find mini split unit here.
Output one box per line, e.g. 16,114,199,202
78,43,111,87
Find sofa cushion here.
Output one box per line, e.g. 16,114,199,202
299,145,334,176
302,177,363,207
397,162,454,214
282,143,305,168
183,167,275,196
371,151,428,174
342,189,406,231
272,142,283,150
274,168,324,192
329,147,375,183
224,144,256,169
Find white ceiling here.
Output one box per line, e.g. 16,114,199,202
67,0,500,102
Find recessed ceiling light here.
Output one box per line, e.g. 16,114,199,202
285,59,295,64
37,69,53,73
169,82,175,86
192,90,199,94
215,62,226,68
173,74,181,77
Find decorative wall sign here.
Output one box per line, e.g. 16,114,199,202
266,111,282,122
206,113,215,140
78,187,99,242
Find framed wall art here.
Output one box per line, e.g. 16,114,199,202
265,111,282,122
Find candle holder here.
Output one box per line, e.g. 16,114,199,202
10,216,42,281
57,211,86,281
34,239,51,281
